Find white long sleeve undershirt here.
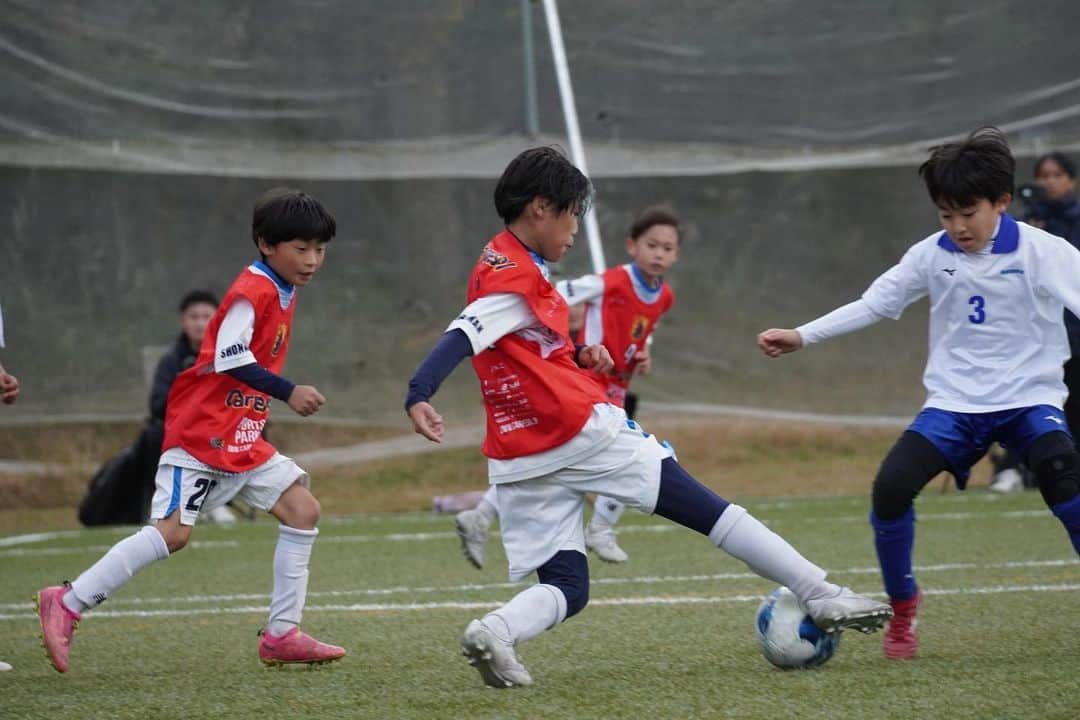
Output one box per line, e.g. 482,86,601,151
795,299,884,346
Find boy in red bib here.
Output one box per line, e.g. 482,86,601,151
36,189,345,672
406,147,891,688
455,207,680,565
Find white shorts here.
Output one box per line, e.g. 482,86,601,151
496,419,674,581
150,452,308,526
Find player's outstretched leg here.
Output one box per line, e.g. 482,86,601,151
36,525,170,672
461,550,586,688
455,486,499,569
586,496,628,563
261,485,345,667
869,431,949,659
654,457,892,634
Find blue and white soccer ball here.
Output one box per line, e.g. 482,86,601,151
755,586,840,669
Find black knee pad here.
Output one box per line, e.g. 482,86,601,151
537,550,590,619
872,431,949,521
1026,432,1080,507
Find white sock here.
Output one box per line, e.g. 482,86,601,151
590,496,626,530
483,584,566,645
476,486,499,523
709,505,837,602
65,526,169,613
267,525,318,637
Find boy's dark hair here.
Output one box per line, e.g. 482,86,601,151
252,188,336,251
1034,151,1077,180
918,127,1015,207
178,289,218,313
629,204,680,240
493,146,593,224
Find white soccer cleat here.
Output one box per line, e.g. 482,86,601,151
989,468,1023,493
585,525,629,563
805,586,893,634
204,505,237,524
460,619,533,688
455,508,489,569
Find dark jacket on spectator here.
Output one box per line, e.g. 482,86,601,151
1026,196,1080,353
150,333,199,421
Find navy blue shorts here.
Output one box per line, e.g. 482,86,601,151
909,405,1071,489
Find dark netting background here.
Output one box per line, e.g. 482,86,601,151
2,0,1079,419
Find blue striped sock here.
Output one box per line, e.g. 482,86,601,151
1051,494,1080,555
870,508,917,601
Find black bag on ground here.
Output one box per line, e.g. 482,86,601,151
78,421,162,526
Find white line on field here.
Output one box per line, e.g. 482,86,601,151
1,582,1078,621
0,506,1056,557
0,540,238,558
2,558,1074,611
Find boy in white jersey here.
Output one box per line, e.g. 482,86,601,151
758,127,1080,660
454,206,680,566
407,146,890,688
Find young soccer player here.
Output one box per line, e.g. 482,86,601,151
406,146,891,688
36,188,346,672
758,127,1080,660
454,206,680,565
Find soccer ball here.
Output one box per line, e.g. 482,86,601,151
755,586,840,669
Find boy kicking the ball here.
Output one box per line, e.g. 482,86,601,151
406,146,891,688
759,127,1080,659
36,189,346,672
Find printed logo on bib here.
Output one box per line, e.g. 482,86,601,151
630,315,649,340
479,245,517,271
225,388,271,413
271,323,288,356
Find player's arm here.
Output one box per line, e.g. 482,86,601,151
758,242,928,357
214,298,323,417
405,293,537,442
555,273,604,307
1040,237,1080,318
0,360,18,405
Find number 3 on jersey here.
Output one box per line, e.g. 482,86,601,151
968,295,986,324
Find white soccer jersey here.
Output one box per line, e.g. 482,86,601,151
855,215,1080,412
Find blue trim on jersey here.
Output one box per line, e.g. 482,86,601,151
251,261,296,310
252,260,293,291
908,404,1069,488
936,213,1019,254
166,466,182,517
628,262,663,297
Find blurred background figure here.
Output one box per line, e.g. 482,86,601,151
990,152,1080,492
0,301,20,405
79,290,243,525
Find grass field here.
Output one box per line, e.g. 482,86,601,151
2,489,1078,719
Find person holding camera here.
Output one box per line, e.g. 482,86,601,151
990,152,1080,492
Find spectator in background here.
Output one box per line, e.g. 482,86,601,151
79,290,241,525
991,152,1080,491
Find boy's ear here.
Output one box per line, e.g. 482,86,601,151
624,235,637,255
255,236,271,255
994,193,1012,213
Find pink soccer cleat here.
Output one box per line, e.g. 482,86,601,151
884,589,922,660
36,584,81,673
258,627,346,667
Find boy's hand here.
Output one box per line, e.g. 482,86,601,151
757,328,803,357
0,371,19,405
633,346,652,375
408,401,444,443
287,385,325,416
577,344,614,374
